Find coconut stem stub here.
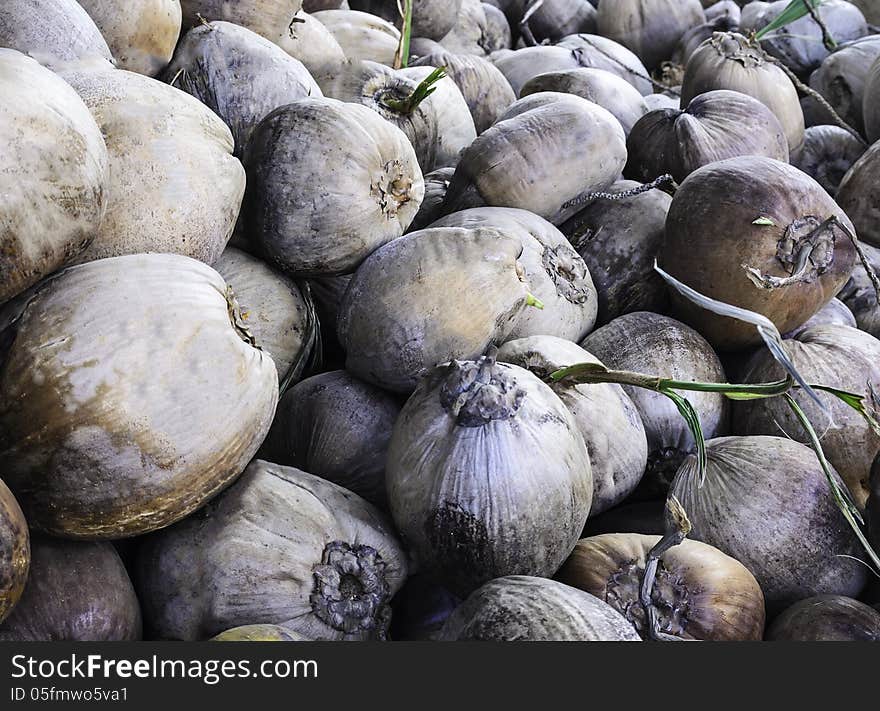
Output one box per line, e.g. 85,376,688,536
440,355,526,427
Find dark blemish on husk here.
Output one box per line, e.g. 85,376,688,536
542,244,592,305
426,503,493,595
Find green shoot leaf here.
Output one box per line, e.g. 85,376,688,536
755,0,823,40
382,67,447,114
753,216,776,226
811,384,880,437
662,389,707,486
393,0,413,69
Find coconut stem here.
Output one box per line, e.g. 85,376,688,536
562,174,677,211
382,67,447,114
744,240,816,290
802,0,837,51
392,0,413,69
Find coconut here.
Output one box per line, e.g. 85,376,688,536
443,92,626,225
315,59,476,173
180,0,303,40
581,312,728,498
0,0,114,72
791,125,865,197
387,354,592,596
482,3,513,52
557,534,765,640
0,254,279,539
242,97,423,278
163,21,321,159
437,576,641,641
625,89,788,183
0,538,141,641
836,140,880,247
518,0,597,44
0,481,28,625
852,0,880,24
520,68,649,135
560,180,671,325
313,9,400,65
410,167,456,230
0,50,109,306
659,156,857,349
428,207,598,342
670,436,868,612
213,247,318,388
411,50,516,133
337,227,529,393
260,370,400,508
274,10,346,75
681,32,805,154
673,11,740,66
211,625,310,641
348,0,463,40
596,0,706,72
838,242,880,337
767,595,880,641
78,0,181,76
497,336,648,515
436,0,505,56
63,68,245,265
137,460,408,640
784,297,856,337
556,34,654,95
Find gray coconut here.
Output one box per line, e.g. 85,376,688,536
411,50,517,133
0,0,114,72
0,481,28,625
517,0,597,44
791,125,865,197
386,355,593,596
436,0,506,57
560,179,671,325
429,207,598,342
838,242,880,338
521,68,649,136
836,139,880,247
78,0,182,76
681,32,805,154
315,59,476,173
313,10,400,65
0,50,109,306
242,97,424,277
784,298,856,337
0,254,279,539
64,68,245,266
581,312,728,498
347,0,464,40
596,0,706,72
164,21,321,158
671,436,868,612
497,336,648,516
275,9,346,75
733,324,880,510
337,226,529,393
260,370,400,508
180,0,303,40
556,34,654,95
437,576,640,641
767,595,880,641
444,92,626,225
625,89,788,183
137,460,408,641
0,538,141,641
213,247,319,388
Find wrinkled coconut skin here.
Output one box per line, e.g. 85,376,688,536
214,247,317,386
767,595,880,641
315,60,476,173
0,481,28,625
261,371,400,508
558,534,766,641
671,436,868,613
137,460,408,641
0,0,114,72
791,126,865,197
0,51,109,306
581,312,728,495
0,538,141,641
211,624,309,641
810,35,880,136
626,89,789,183
661,156,857,349
497,336,647,515
740,0,867,77
840,243,880,338
597,0,705,71
521,68,649,136
434,0,501,57
275,10,346,75
78,0,182,76
836,141,880,247
411,50,516,134
180,0,303,40
561,180,671,325
244,97,424,278
386,358,592,596
734,324,880,509
348,0,464,40
313,10,400,65
429,208,598,342
0,254,279,539
338,227,528,393
164,22,321,158
64,69,245,266
681,32,805,155
438,576,640,641
444,93,626,225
